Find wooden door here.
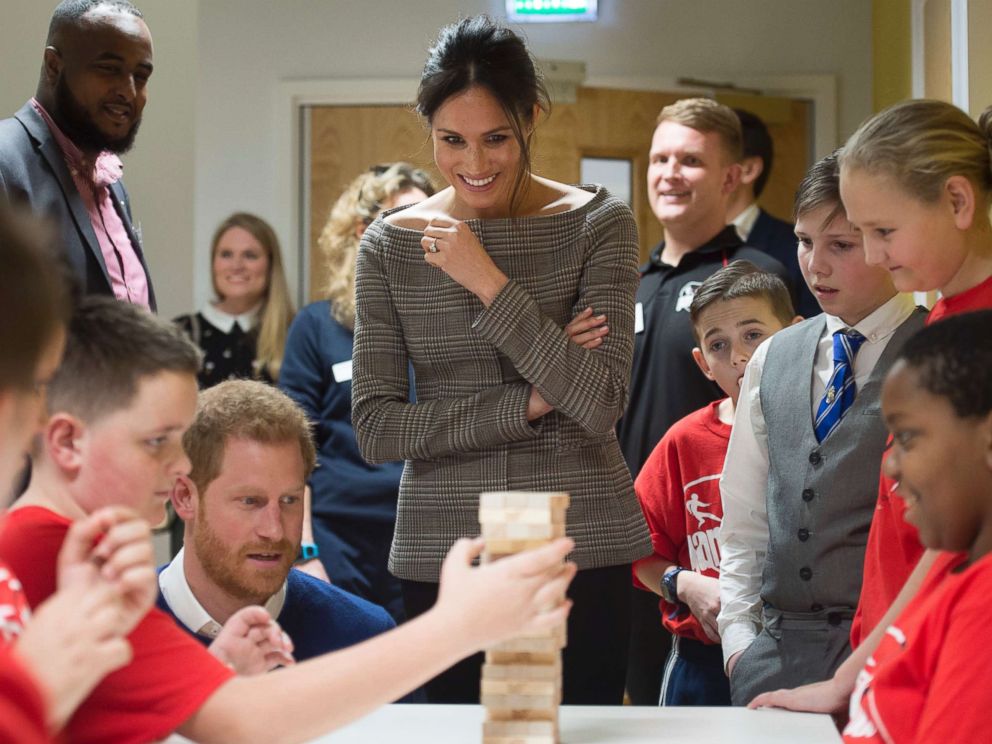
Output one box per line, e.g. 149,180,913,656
307,88,811,301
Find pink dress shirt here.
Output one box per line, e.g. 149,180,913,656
30,99,150,309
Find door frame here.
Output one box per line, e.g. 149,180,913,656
276,74,837,302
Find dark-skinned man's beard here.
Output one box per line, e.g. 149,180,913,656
53,75,141,155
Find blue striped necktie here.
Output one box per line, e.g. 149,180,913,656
814,329,867,442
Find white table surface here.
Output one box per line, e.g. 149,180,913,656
317,704,843,743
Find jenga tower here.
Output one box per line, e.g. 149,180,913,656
478,491,569,744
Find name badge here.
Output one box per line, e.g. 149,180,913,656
332,360,353,383
634,302,644,334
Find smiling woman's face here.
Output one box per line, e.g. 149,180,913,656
431,86,523,219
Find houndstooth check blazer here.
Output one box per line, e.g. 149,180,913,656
352,185,653,581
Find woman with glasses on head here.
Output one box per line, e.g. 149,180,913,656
280,163,433,621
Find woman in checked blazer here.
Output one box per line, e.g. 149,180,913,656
351,16,652,705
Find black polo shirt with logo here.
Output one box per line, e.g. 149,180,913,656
618,226,793,476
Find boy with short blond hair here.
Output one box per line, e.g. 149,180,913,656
634,260,798,706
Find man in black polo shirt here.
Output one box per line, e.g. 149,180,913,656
620,97,791,705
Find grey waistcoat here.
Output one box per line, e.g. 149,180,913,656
758,309,926,613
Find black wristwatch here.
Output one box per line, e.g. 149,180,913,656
660,566,686,604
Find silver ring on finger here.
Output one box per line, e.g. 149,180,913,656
428,237,439,253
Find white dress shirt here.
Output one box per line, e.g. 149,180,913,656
717,293,916,667
158,547,287,638
730,202,761,243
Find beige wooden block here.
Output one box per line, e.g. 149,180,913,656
479,491,569,512
481,522,565,540
483,661,561,680
482,538,555,555
483,719,557,744
489,635,563,655
478,505,568,526
480,678,561,708
486,650,559,666
485,707,559,722
481,693,558,710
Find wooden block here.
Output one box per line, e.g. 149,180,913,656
482,680,559,696
478,506,568,526
482,719,557,743
480,692,558,710
482,661,561,680
479,491,570,511
485,707,559,722
481,521,565,540
488,635,563,655
482,538,556,555
486,652,559,666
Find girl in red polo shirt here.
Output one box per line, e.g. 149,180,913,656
750,100,992,719
839,100,992,650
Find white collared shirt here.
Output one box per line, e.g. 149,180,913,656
717,293,917,667
730,202,761,243
158,547,287,638
200,302,259,335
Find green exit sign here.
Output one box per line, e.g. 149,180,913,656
506,0,598,23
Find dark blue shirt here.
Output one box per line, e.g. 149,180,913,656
156,568,394,661
280,301,404,523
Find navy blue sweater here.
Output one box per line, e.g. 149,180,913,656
279,301,404,523
156,568,394,661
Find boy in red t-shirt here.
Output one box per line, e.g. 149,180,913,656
0,206,159,743
634,261,798,705
1,296,576,744
841,310,992,743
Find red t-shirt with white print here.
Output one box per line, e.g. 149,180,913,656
852,274,992,648
0,558,52,743
634,400,730,644
844,550,992,743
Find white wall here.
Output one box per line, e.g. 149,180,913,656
195,0,872,308
1,0,198,320
3,1,873,315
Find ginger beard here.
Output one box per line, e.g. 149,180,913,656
192,503,299,605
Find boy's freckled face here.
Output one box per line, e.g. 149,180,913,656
77,370,198,525
882,361,989,553
692,296,789,406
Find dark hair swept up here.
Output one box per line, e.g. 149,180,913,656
417,15,550,214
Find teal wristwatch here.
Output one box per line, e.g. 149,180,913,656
297,543,320,563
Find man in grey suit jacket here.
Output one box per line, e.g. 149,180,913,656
0,0,156,310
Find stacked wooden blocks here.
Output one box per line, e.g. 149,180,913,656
478,491,569,744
